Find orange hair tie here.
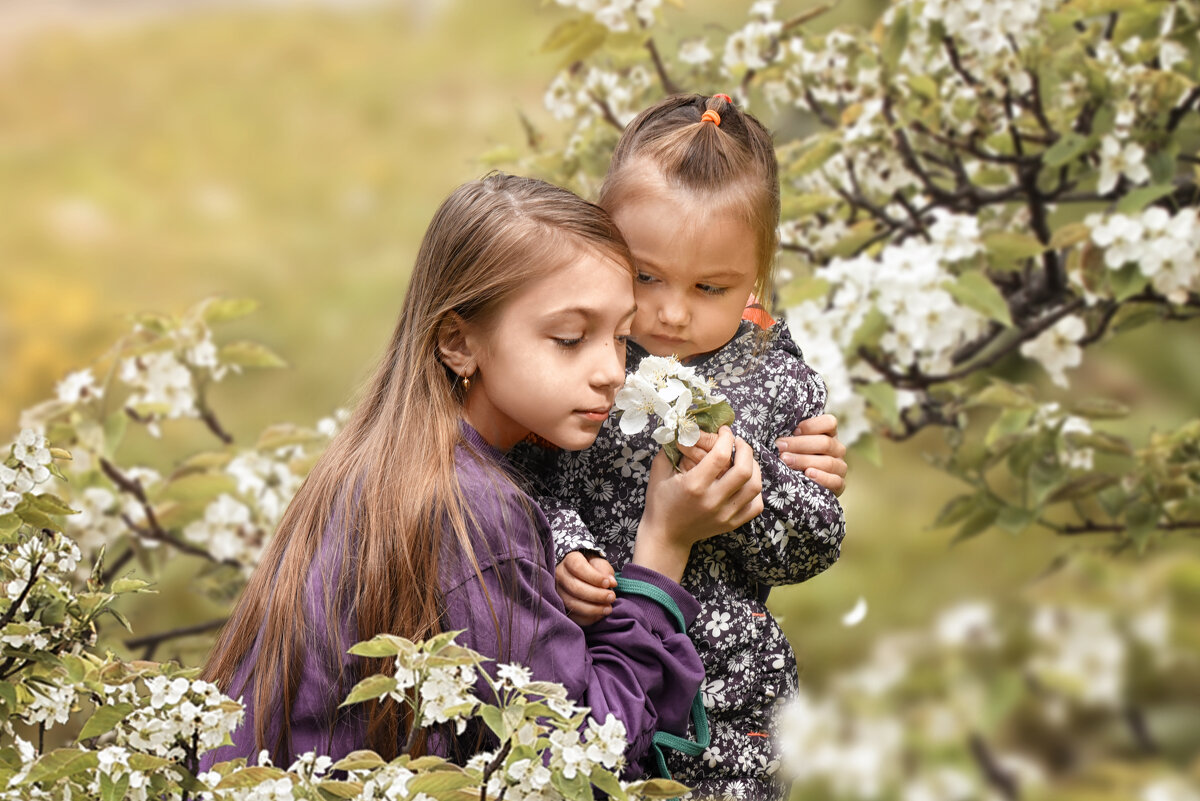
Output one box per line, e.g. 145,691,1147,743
700,109,722,126
713,93,732,104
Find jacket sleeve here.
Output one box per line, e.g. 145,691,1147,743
441,498,703,770
723,354,846,586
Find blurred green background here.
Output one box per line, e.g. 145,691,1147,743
2,0,1170,691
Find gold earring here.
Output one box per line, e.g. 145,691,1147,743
463,373,473,390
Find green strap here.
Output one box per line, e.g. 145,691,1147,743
615,576,711,784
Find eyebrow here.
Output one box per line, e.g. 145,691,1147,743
542,305,638,321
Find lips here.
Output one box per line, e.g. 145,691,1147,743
577,406,612,422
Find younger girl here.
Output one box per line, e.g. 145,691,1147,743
527,95,848,799
200,173,766,773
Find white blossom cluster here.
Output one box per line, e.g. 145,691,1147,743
1,429,53,513
1085,207,1200,305
389,650,479,733
2,532,84,659
1028,605,1126,708
615,355,727,447
87,745,151,801
1029,403,1096,471
773,572,1191,801
119,675,244,761
787,212,993,443
553,0,661,33
544,64,653,128
722,1,783,74
548,713,627,783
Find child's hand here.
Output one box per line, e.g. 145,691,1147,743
632,426,764,583
775,414,848,496
555,552,616,627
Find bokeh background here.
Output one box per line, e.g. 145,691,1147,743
2,0,1187,739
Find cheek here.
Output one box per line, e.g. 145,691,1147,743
630,305,657,337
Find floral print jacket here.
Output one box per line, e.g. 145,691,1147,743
513,320,847,800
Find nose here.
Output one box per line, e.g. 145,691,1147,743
657,292,689,328
591,339,626,391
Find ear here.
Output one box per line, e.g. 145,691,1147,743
437,311,477,378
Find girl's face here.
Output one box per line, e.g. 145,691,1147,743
462,250,636,452
610,172,759,362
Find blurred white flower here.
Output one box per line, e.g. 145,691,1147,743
56,369,102,404
1098,135,1151,195
842,596,868,627
1019,315,1086,388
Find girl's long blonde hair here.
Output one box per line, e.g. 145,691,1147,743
203,173,633,763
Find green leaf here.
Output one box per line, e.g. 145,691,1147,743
111,578,152,595
339,674,397,707
1030,459,1068,506
103,410,128,455
907,74,939,100
849,307,889,353
217,767,289,790
22,749,99,785
946,271,1013,326
479,704,504,738
99,771,130,801
1116,183,1175,215
996,505,1037,535
255,424,323,451
1067,398,1130,419
590,769,627,800
1062,0,1144,14
952,500,1000,543
986,408,1033,447
966,380,1034,410
79,702,135,740
1107,262,1148,301
219,341,287,369
347,634,413,659
541,16,609,66
781,193,841,218
200,297,260,324
14,502,55,531
827,219,880,258
783,135,841,178
1048,222,1092,250
0,514,21,540
934,494,979,528
858,382,900,430
626,778,692,799
330,751,386,772
849,431,883,467
317,780,365,799
125,753,171,772
27,491,77,515
1042,132,1093,167
406,770,475,796
1047,473,1120,504
984,232,1045,269
880,6,909,73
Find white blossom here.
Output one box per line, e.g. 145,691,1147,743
56,369,102,404
1019,315,1086,388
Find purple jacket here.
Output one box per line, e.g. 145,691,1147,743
201,424,704,773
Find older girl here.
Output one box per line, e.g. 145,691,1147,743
201,173,766,773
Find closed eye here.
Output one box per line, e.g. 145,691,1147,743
554,336,584,348
697,284,727,296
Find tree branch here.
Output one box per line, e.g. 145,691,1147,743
125,618,229,660
645,38,681,95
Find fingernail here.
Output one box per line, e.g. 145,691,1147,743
775,440,787,452
604,606,612,616
607,592,616,603
781,453,794,466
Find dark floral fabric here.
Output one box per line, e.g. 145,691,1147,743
513,320,846,800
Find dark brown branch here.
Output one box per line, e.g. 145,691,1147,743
782,4,832,32
125,618,229,660
943,36,982,87
1046,519,1200,535
0,553,44,630
969,732,1019,800
586,91,624,131
1124,706,1159,755
803,88,838,128
1168,87,1200,132
199,405,233,445
645,38,681,95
